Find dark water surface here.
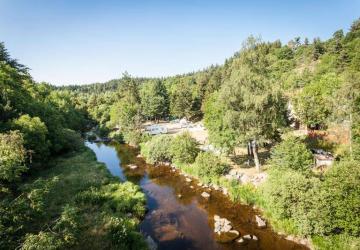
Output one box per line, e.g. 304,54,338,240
86,142,308,250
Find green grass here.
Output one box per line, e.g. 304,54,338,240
311,234,360,250
21,147,147,250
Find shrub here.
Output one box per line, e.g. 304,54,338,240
106,216,146,250
53,205,80,246
269,135,313,172
0,131,27,182
140,135,173,164
261,169,325,236
322,160,360,236
170,132,199,164
193,152,229,183
11,115,50,162
108,131,124,143
59,129,83,153
22,232,63,250
123,130,142,147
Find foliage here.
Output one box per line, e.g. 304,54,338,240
57,129,83,153
312,234,360,250
192,152,229,183
261,169,325,236
22,232,63,250
140,135,173,164
294,73,340,127
170,132,199,164
203,92,237,151
140,80,169,120
0,131,27,182
269,135,313,172
322,160,360,236
11,115,50,162
6,148,147,250
170,80,200,119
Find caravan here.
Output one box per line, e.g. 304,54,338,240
145,125,168,135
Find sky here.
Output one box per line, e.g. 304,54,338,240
0,1,359,85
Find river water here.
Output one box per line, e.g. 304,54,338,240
86,141,308,250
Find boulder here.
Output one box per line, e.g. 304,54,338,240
243,234,252,240
201,192,210,198
185,178,192,182
252,235,258,241
255,215,266,228
215,230,240,243
237,238,244,243
214,215,220,221
128,164,138,169
286,235,295,241
223,224,232,232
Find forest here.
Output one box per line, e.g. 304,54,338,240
1,17,360,250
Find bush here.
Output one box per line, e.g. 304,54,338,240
123,130,142,147
170,132,199,164
322,160,360,236
59,129,83,153
261,169,325,236
269,135,313,172
22,232,63,250
140,135,173,164
106,216,146,250
11,115,50,162
0,131,27,182
193,152,229,183
108,131,124,143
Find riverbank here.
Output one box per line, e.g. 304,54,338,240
152,158,360,250
20,146,147,250
134,130,360,250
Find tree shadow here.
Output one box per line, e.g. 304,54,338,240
230,151,270,168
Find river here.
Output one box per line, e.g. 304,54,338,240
86,141,308,250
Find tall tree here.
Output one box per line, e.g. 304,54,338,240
206,38,288,171
140,80,169,120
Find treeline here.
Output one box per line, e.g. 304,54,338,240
69,19,360,158
65,18,360,249
0,43,147,249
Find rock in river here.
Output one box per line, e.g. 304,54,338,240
215,230,240,243
128,164,138,169
201,192,210,198
255,215,266,228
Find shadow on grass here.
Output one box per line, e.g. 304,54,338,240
230,150,270,168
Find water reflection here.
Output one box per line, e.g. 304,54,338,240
86,142,308,250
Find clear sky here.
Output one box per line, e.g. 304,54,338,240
0,0,359,85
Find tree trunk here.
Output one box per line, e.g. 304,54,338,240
252,140,261,172
245,141,253,166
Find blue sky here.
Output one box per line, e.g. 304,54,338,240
0,0,359,85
